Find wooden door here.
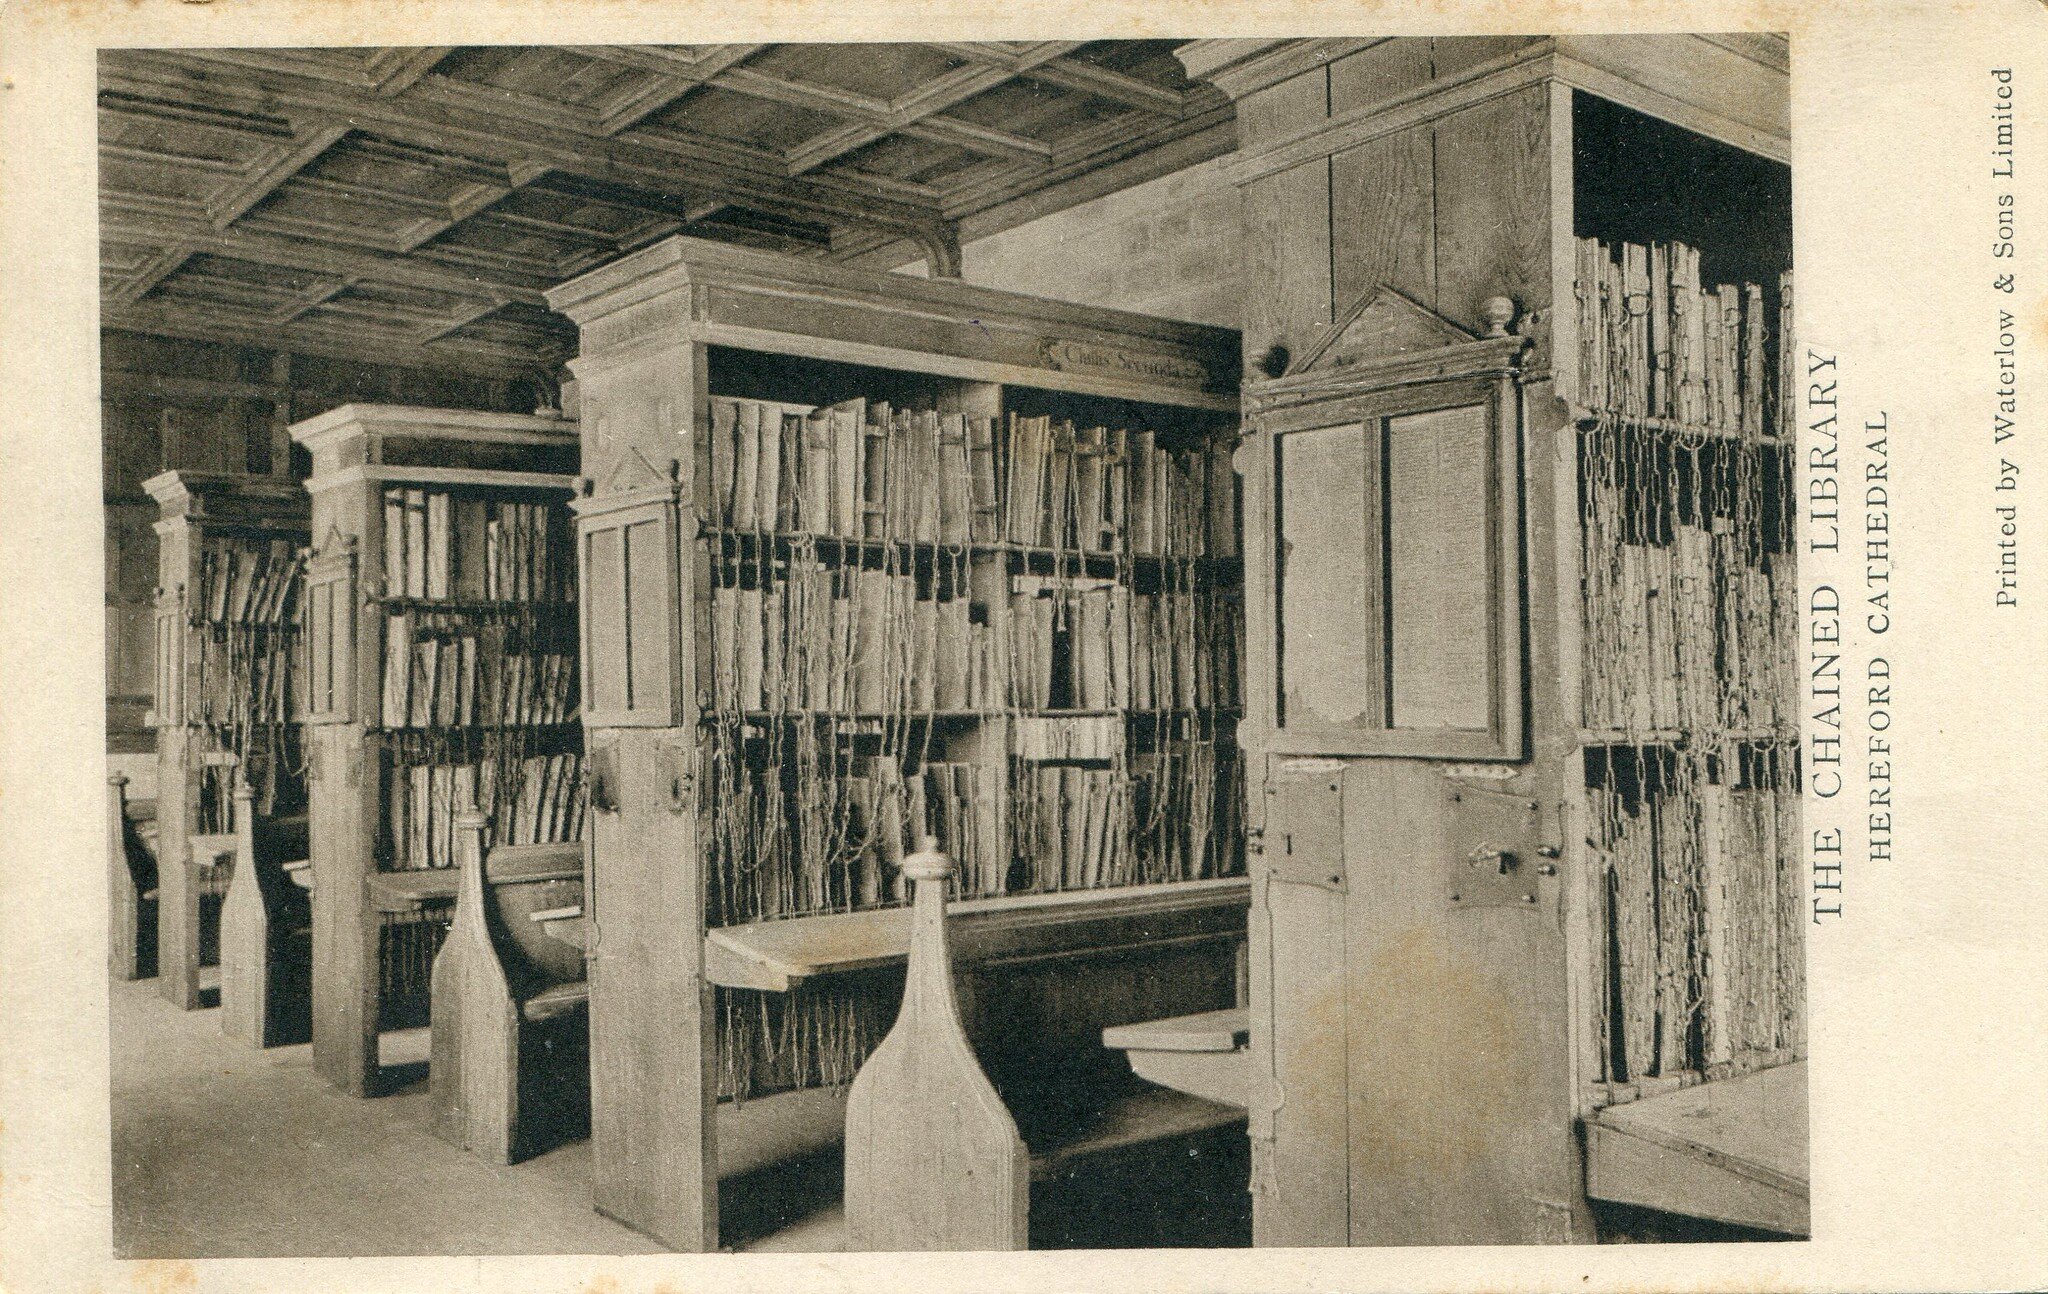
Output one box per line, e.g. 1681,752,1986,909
1240,341,1586,1245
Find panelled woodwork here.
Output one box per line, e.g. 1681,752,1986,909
1182,33,1791,1246
143,471,310,1012
101,329,535,754
290,405,582,1098
549,234,1240,1251
100,43,1233,377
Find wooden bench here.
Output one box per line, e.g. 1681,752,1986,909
845,841,1248,1251
427,810,590,1164
107,774,160,981
218,778,313,1048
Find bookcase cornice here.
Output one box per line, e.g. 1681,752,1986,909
550,234,1241,411
141,470,309,524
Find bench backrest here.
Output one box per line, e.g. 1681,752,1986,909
108,775,160,886
481,842,585,995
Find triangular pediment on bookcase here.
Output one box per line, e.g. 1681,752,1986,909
312,523,355,561
599,447,673,495
1287,284,1480,376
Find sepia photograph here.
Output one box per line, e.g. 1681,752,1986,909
93,34,1809,1258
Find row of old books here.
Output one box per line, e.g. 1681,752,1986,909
704,757,1006,923
187,629,297,727
385,751,587,870
1014,743,1249,893
708,569,997,715
1007,578,1238,713
196,536,302,627
1574,238,1779,437
704,737,1240,927
708,397,1000,543
380,613,577,729
702,395,1236,558
1012,765,1132,893
380,488,574,604
1579,526,1796,736
1587,762,1802,1083
1004,415,1236,557
707,566,1240,717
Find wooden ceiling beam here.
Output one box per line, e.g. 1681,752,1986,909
408,298,504,345
205,116,352,229
900,116,1050,165
577,44,769,135
288,173,450,215
101,204,551,306
932,42,1188,115
265,276,358,325
781,65,1013,174
935,100,1232,218
105,52,946,239
470,207,639,248
781,42,1084,175
107,301,558,377
108,244,195,309
714,66,1050,165
392,178,520,254
99,141,245,175
98,93,287,138
1020,59,1189,116
368,46,454,97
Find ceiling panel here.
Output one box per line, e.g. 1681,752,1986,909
99,41,1233,376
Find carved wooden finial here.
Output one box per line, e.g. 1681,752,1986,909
903,836,954,883
1481,296,1517,338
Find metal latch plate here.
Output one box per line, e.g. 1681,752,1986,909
1262,770,1345,892
1446,785,1540,909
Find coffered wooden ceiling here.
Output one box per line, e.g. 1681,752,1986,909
100,42,1232,377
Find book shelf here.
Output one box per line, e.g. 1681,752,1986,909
1187,38,1797,1244
1559,92,1804,1233
1570,233,1802,1102
547,236,1248,1250
1562,91,1802,1113
289,405,583,1098
143,471,309,1013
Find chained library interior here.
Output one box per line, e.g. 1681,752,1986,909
102,33,1804,1255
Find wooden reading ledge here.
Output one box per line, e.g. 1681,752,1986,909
706,875,1249,992
1585,1060,1809,1237
1102,1007,1251,1110
367,869,459,914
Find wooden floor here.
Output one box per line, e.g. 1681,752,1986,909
110,974,1251,1255
111,974,666,1258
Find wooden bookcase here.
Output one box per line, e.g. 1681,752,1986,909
143,471,309,1013
1182,34,1797,1244
547,236,1248,1250
1563,92,1804,1235
290,405,584,1098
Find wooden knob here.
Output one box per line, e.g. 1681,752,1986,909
455,807,489,832
232,778,256,804
1481,296,1517,337
903,836,954,883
